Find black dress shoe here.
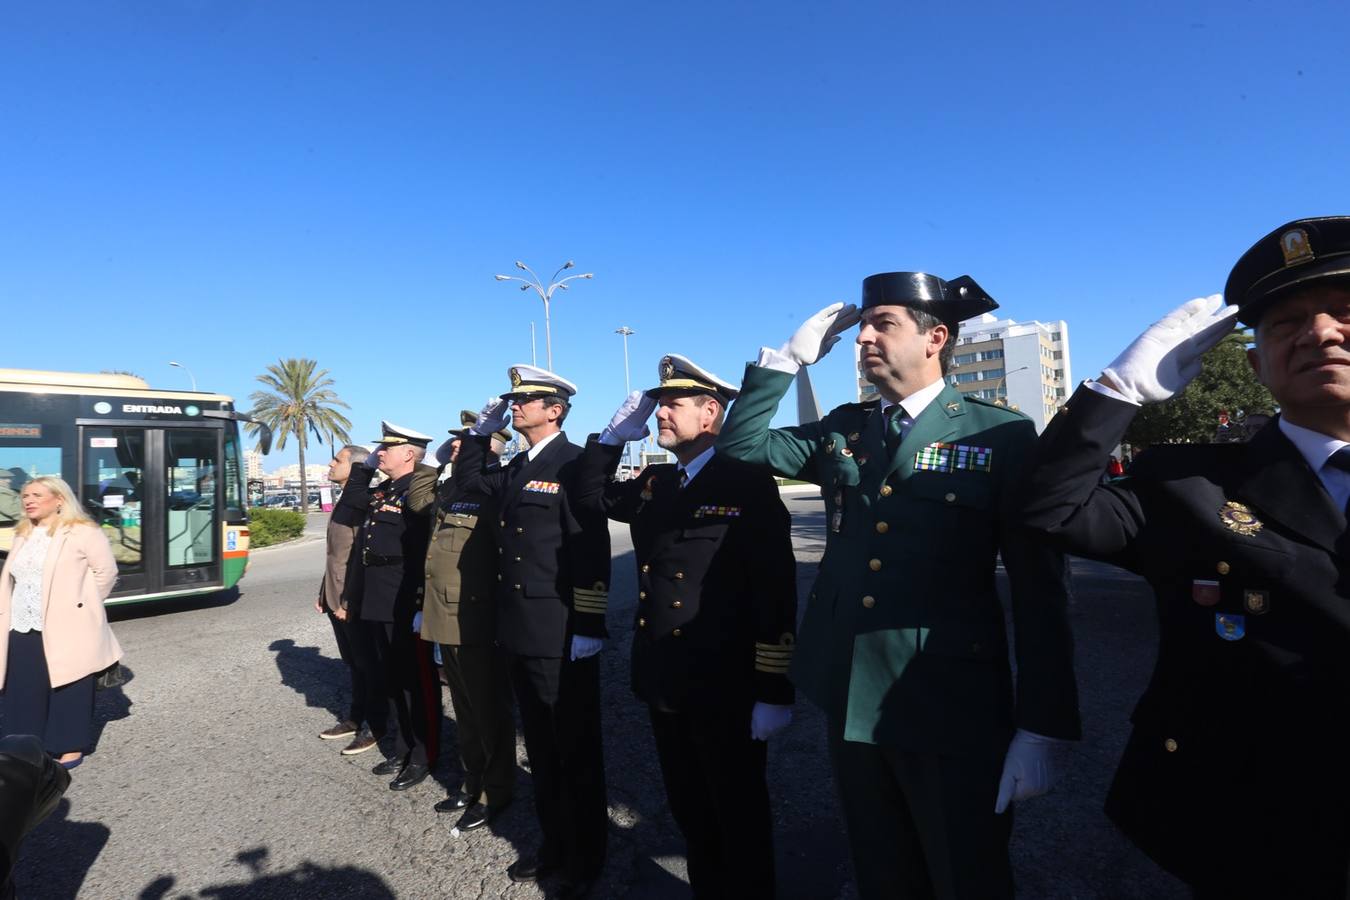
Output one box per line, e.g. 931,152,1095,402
389,762,430,791
371,755,404,776
507,854,558,883
455,797,510,831
433,788,479,813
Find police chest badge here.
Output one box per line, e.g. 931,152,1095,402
1218,501,1263,536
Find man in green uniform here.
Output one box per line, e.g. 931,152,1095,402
716,273,1081,899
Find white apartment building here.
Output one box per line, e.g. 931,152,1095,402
244,447,264,481
855,314,1072,432
947,314,1071,432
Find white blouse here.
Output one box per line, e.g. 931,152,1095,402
9,528,52,633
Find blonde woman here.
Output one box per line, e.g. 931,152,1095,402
0,476,121,769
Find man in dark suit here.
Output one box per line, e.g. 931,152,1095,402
453,365,611,898
716,274,1081,899
408,412,516,832
1021,216,1350,898
350,422,442,792
575,354,797,899
315,443,385,756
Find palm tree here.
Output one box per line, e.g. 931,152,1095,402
247,359,352,514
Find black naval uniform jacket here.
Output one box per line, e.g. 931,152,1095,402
575,441,797,712
1021,384,1350,895
349,465,432,625
454,432,611,659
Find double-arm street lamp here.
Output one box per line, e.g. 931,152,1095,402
494,260,594,371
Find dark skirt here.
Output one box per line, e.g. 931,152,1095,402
1,629,95,754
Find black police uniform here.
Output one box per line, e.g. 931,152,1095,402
454,431,611,883
1021,218,1350,897
576,440,796,898
350,463,442,770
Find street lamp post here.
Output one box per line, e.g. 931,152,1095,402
168,360,197,392
494,260,594,370
615,326,635,394
615,326,637,471
993,365,1030,405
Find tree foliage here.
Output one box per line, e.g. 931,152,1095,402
247,359,352,513
1124,331,1276,447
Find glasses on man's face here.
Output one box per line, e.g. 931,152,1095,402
510,394,550,407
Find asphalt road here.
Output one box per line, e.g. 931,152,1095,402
8,494,1189,899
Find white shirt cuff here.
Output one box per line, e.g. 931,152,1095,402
1085,379,1140,407
756,346,801,375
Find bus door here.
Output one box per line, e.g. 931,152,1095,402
80,423,223,599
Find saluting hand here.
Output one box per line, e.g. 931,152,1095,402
782,302,862,368
1099,294,1239,404
472,396,510,436
600,391,657,445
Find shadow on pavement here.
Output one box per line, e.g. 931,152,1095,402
13,798,111,900
89,664,134,751
137,846,396,899
267,638,347,719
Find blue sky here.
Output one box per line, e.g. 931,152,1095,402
3,1,1348,468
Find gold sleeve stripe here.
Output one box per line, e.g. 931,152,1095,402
755,639,794,674
573,587,609,600
573,597,608,613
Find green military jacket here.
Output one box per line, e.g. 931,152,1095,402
717,365,1080,756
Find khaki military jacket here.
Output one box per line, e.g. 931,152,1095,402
407,463,500,647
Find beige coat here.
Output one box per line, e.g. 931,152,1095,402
0,523,122,689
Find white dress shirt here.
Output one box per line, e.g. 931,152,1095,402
880,376,948,443
1278,418,1350,512
676,445,716,487
525,430,563,461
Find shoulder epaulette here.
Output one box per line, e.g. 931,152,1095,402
965,396,1033,421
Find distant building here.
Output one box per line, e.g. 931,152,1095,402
948,314,1071,432
854,313,1072,433
270,463,331,489
244,447,264,481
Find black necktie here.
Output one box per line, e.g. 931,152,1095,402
1324,446,1350,516
885,405,908,457
677,469,689,490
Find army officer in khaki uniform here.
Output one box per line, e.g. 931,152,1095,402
409,411,516,832
717,274,1081,899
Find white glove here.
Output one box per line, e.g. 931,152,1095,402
778,302,862,370
570,635,604,661
363,447,381,469
750,702,793,741
599,391,657,445
994,729,1064,813
433,437,456,467
470,397,510,437
1099,294,1239,404
412,611,423,634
